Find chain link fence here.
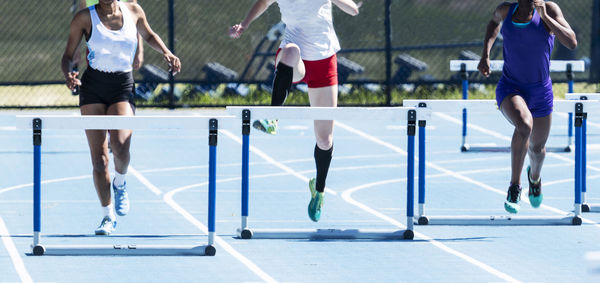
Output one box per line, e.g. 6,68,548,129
0,0,596,108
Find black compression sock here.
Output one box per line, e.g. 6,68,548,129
271,63,293,106
314,144,333,193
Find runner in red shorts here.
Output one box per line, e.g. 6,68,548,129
230,0,361,222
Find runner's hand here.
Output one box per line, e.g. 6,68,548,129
229,24,245,39
65,71,81,91
533,0,547,20
477,57,491,77
164,53,181,75
133,53,144,70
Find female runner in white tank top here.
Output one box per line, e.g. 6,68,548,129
61,0,180,235
230,0,361,222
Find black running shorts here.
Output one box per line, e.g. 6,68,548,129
80,67,135,108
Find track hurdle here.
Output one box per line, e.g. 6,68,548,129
403,99,599,225
450,60,585,152
566,93,600,212
226,106,430,240
15,115,230,256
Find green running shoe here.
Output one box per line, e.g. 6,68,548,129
252,119,278,135
527,166,543,208
504,183,522,214
307,178,324,222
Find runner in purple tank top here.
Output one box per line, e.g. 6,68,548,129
477,0,577,214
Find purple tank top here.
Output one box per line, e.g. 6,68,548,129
501,3,555,84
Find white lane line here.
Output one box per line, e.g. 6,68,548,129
136,170,278,283
0,175,91,194
222,123,520,282
435,112,600,173
128,166,162,195
0,217,33,283
221,129,337,196
341,179,520,283
335,121,523,281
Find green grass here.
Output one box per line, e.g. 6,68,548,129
4,82,596,108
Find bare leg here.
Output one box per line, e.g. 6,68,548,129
528,114,552,181
499,95,533,185
81,103,111,207
308,85,337,150
275,43,305,83
107,102,134,175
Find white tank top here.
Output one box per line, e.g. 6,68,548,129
277,0,341,61
86,1,138,72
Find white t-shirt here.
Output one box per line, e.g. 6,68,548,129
277,0,341,61
86,1,138,72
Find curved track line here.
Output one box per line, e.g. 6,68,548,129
340,179,521,283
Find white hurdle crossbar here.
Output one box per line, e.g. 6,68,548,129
226,106,430,240
402,99,600,225
450,60,585,152
15,115,233,256
567,93,600,213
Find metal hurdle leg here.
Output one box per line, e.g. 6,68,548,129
573,103,584,222
580,111,600,212
238,110,253,239
205,119,218,256
32,118,45,255
404,110,416,239
566,64,575,152
417,104,428,225
460,64,469,152
582,112,590,212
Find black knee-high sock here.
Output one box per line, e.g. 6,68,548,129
314,144,333,193
271,63,293,106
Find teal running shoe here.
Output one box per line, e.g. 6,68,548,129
527,166,543,208
113,180,130,216
307,178,324,222
94,216,116,235
504,183,522,214
252,119,278,135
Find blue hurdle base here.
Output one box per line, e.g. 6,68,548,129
461,144,573,153
415,215,582,226
30,244,216,256
237,228,414,240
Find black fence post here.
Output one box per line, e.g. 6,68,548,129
168,0,176,109
591,0,600,83
384,0,392,106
